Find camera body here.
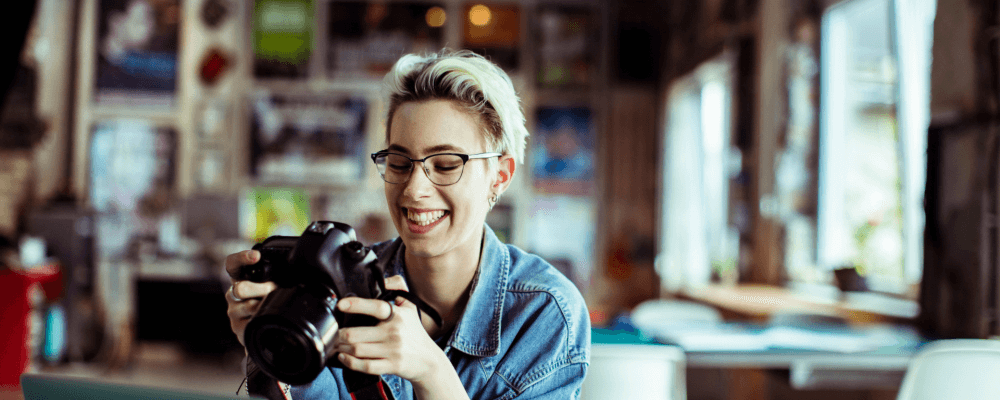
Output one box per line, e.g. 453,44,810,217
233,221,389,385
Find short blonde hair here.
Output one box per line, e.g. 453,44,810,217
382,50,529,164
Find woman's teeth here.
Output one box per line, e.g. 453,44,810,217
407,209,446,226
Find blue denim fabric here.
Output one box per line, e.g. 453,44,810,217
289,225,591,399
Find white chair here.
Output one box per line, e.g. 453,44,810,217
896,339,1000,400
581,344,686,400
631,299,723,328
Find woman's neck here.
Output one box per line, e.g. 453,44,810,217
403,229,484,334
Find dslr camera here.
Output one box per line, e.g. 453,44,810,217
230,221,438,386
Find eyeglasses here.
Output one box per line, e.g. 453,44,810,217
371,150,502,186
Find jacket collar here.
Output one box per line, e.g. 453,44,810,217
386,224,508,357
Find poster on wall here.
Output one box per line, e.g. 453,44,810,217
243,187,311,243
89,120,177,256
527,195,595,291
95,0,180,105
253,0,313,79
89,120,176,214
250,91,368,185
532,107,595,196
535,5,595,87
327,2,445,79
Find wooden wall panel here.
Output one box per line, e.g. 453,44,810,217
590,86,661,315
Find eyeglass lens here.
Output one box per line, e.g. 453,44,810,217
375,153,466,185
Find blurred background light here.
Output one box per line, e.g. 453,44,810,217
426,6,446,28
469,4,491,27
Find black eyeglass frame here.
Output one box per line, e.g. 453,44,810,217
370,150,503,186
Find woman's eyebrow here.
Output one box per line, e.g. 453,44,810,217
387,144,411,154
387,144,466,154
423,144,465,154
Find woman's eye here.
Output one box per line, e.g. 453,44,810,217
434,165,460,172
388,163,410,171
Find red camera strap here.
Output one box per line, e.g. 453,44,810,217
349,380,392,400
344,369,395,400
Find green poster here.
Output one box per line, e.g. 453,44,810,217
247,187,311,242
254,0,312,76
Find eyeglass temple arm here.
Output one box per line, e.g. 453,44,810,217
466,152,503,160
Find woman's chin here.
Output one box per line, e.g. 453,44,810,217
400,235,447,257
405,246,438,258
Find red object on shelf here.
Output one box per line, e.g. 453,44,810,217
199,48,232,86
0,264,62,388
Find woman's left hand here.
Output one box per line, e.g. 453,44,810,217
334,276,451,386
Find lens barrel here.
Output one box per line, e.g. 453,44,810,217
244,285,339,385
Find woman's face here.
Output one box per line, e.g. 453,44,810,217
385,100,499,259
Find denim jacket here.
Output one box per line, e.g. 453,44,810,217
289,225,591,399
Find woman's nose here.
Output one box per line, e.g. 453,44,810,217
402,164,435,197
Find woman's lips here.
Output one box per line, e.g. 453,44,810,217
404,208,449,234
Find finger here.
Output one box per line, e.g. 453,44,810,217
337,353,396,376
227,299,263,347
338,297,393,320
231,319,247,346
383,275,409,292
336,326,389,345
233,280,277,300
390,293,419,310
338,341,398,360
383,293,431,332
381,276,419,310
227,298,262,321
225,250,261,277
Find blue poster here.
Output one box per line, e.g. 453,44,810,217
95,0,180,97
533,107,595,195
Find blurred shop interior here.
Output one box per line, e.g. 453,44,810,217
1,0,998,399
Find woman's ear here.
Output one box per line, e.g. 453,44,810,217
492,155,516,194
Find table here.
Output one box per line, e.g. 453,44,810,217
674,284,922,399
686,348,912,390
593,324,924,399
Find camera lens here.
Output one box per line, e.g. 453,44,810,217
256,325,313,377
244,285,339,385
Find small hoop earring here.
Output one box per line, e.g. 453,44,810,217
488,194,499,210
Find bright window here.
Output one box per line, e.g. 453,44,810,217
817,0,935,294
658,55,738,291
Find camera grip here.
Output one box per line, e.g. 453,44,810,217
230,262,272,283
230,236,299,283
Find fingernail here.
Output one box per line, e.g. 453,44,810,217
338,353,346,361
338,300,349,310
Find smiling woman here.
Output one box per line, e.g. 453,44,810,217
224,50,591,400
381,100,503,259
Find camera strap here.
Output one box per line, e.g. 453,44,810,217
340,291,441,400
248,358,394,400
343,369,395,400
245,358,293,400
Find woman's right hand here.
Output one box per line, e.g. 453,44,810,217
225,249,277,347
